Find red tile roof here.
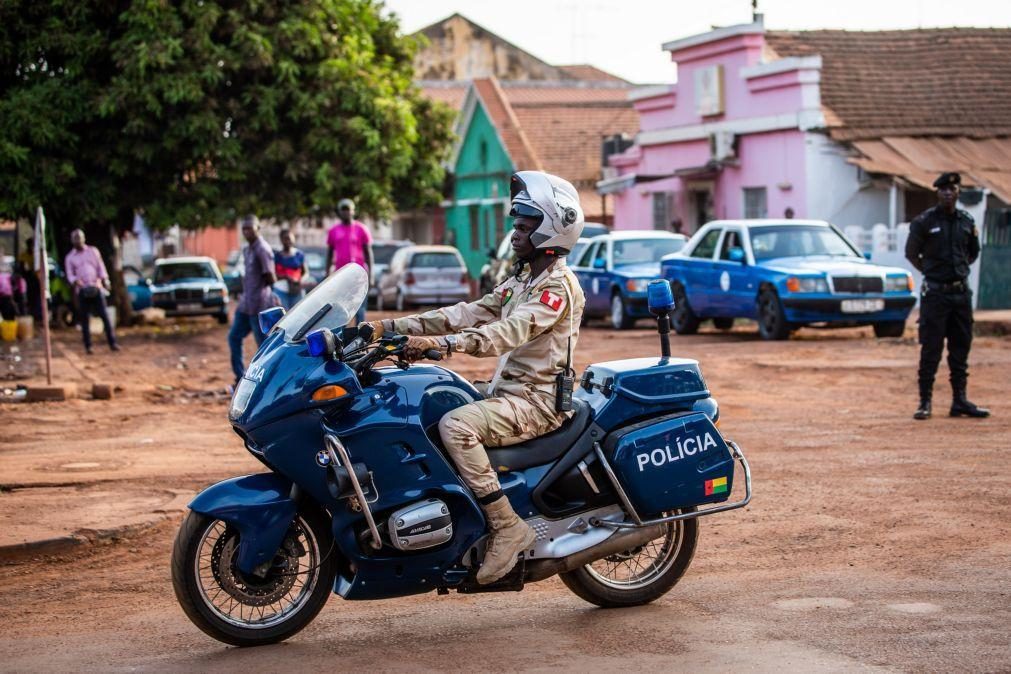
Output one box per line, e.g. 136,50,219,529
765,28,1011,141
418,82,470,111
557,64,629,83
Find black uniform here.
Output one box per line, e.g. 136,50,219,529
904,204,980,400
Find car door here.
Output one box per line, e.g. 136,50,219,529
586,239,612,315
123,265,151,311
683,228,722,314
711,228,753,316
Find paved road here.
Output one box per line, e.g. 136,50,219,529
1,317,1008,672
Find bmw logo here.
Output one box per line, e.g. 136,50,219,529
315,450,331,468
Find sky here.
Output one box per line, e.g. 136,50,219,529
382,0,1011,83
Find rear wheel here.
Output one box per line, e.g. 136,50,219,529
873,321,906,338
610,293,634,330
670,283,700,335
171,507,337,647
757,288,791,340
560,513,698,608
712,317,734,331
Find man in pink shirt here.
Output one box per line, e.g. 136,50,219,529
325,198,373,325
65,229,120,354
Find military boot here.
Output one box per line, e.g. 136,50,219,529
913,399,932,420
476,497,536,585
950,389,990,418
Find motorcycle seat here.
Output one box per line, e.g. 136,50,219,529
487,398,592,472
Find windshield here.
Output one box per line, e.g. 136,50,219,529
304,249,327,273
373,243,404,265
155,262,217,283
275,264,368,341
750,225,860,261
410,252,462,269
613,238,686,266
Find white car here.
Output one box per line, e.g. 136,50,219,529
377,246,470,311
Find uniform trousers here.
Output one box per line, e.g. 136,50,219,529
918,287,973,397
438,383,567,498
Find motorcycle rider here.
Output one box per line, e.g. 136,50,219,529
366,171,585,584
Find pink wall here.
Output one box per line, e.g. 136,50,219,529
609,25,821,231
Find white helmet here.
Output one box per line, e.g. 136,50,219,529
509,171,584,255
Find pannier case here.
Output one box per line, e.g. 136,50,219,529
604,412,735,516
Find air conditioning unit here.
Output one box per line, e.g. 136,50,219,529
709,131,736,162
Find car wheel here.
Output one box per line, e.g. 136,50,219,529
873,321,906,338
670,283,700,335
757,288,791,340
216,312,228,325
610,293,635,330
712,317,734,331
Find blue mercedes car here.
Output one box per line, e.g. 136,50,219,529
661,220,916,340
573,231,687,329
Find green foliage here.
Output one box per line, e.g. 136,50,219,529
0,0,453,235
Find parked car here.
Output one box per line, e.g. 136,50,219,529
377,245,469,311
222,249,243,297
149,256,230,323
479,222,609,295
123,265,152,311
661,219,917,340
573,231,688,329
369,239,412,306
299,246,329,293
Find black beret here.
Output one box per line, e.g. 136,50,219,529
933,172,961,189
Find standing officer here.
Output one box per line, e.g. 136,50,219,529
366,171,585,585
905,172,989,420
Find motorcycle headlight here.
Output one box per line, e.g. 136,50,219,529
785,276,829,293
229,377,257,420
625,279,650,293
885,274,913,292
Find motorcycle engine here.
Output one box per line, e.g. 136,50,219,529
387,498,453,551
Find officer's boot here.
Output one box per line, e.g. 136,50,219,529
950,387,990,418
476,496,536,585
914,380,932,420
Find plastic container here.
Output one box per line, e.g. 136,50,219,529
0,320,15,342
16,316,33,341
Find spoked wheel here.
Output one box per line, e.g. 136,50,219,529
171,507,338,646
560,512,698,608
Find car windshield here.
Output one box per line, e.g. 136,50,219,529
410,252,461,268
274,264,368,342
155,262,217,283
373,243,404,265
613,238,685,266
750,225,860,261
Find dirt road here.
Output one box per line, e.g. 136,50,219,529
1,316,1009,672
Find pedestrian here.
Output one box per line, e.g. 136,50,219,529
64,229,120,354
365,170,585,585
905,172,989,420
273,228,307,310
784,207,795,219
0,255,24,322
325,198,373,325
228,215,277,384
669,216,684,234
16,237,42,322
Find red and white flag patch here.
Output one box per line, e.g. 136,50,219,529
539,290,564,312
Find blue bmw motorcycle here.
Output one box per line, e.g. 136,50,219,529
171,265,752,646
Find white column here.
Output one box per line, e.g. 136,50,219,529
888,180,898,228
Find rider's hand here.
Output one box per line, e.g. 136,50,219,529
403,336,442,361
362,320,388,342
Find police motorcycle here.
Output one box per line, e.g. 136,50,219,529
171,264,752,647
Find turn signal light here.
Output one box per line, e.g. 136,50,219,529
785,277,800,292
907,275,914,291
312,385,348,402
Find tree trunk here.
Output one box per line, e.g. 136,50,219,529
85,215,134,326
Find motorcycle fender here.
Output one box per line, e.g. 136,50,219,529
188,473,297,574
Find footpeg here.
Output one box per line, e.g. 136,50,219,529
457,557,526,594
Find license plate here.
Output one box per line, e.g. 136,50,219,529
178,302,203,312
841,299,884,313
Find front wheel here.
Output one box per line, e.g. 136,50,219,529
560,513,698,608
610,293,634,330
757,288,791,340
873,321,906,338
670,283,700,335
171,507,337,647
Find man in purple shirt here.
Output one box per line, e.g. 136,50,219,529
228,215,277,383
65,229,120,354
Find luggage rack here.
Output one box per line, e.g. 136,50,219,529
590,439,752,528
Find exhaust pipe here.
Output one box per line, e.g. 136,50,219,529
524,523,665,583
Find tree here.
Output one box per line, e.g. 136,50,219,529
0,1,453,317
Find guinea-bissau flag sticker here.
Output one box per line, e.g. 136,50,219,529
704,476,728,496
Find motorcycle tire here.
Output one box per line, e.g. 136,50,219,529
560,512,698,608
171,506,338,647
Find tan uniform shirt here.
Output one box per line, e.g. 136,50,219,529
392,258,585,396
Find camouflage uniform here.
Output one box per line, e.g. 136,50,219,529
392,258,585,498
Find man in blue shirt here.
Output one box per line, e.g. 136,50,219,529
228,215,277,384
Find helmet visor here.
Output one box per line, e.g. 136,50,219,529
509,202,543,223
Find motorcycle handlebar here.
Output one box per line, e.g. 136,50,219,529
423,349,443,361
